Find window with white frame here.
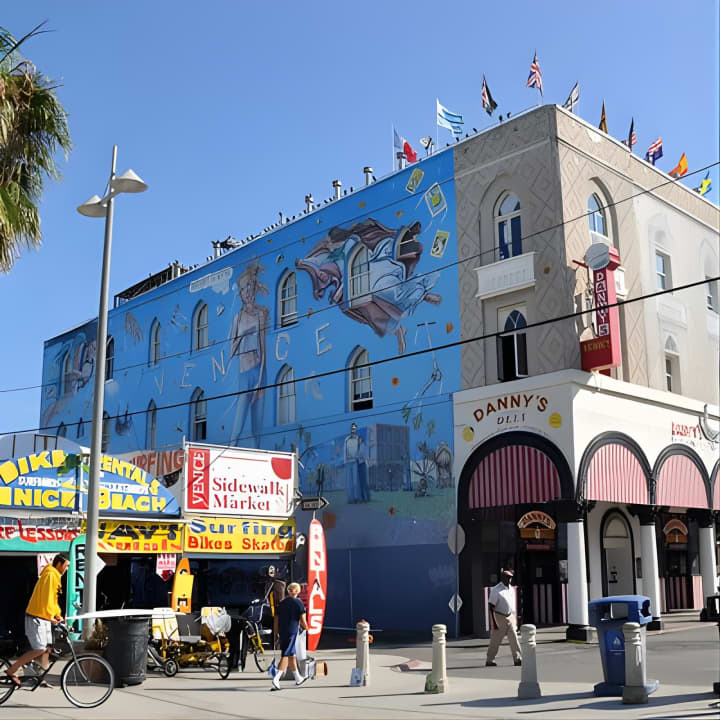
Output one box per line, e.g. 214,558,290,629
706,276,718,312
191,387,207,441
588,193,608,238
664,336,680,393
279,272,298,326
495,192,522,261
277,366,296,425
497,307,529,382
102,411,111,452
656,252,672,290
349,247,370,304
193,303,209,350
146,400,157,449
149,318,161,366
349,348,373,411
105,336,115,380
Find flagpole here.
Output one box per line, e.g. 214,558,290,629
435,99,438,152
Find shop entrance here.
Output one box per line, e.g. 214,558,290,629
661,517,698,609
601,511,635,596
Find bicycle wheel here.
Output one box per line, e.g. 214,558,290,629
0,658,17,706
61,654,114,709
216,653,231,679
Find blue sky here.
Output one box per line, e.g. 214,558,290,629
0,1,718,435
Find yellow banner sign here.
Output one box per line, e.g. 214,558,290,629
94,520,184,553
184,516,295,554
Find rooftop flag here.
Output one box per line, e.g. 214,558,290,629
526,51,543,94
668,152,688,178
481,75,497,116
562,82,579,112
645,137,663,165
436,99,464,137
621,118,637,151
598,102,608,133
696,171,712,196
393,128,417,163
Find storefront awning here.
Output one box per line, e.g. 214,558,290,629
469,445,561,509
656,454,708,509
585,443,649,505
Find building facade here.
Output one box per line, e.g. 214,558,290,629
38,105,719,636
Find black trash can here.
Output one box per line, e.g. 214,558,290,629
104,617,149,687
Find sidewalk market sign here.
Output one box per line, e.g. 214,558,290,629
183,516,295,554
0,451,180,516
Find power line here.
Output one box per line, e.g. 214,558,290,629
2,159,717,396
6,274,717,437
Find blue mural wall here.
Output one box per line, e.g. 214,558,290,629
40,150,460,632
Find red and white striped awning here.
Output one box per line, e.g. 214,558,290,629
585,443,648,504
656,455,708,509
468,445,562,509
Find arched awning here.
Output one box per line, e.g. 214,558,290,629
585,443,649,505
656,454,708,508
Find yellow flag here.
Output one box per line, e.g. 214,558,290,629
669,152,688,178
598,102,608,133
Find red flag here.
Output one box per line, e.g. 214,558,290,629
393,128,417,163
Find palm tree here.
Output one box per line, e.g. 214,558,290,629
0,23,71,272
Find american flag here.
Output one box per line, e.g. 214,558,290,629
481,75,497,115
526,51,543,94
622,118,637,151
645,137,663,165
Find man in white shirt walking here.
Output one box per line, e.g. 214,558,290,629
485,568,522,667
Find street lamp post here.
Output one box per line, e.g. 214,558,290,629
77,146,147,628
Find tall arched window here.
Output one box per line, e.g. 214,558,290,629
191,387,207,441
149,318,161,366
192,303,209,351
349,247,370,305
146,400,157,449
664,335,680,393
102,411,111,452
277,366,296,425
498,307,528,382
105,336,115,380
349,348,373,411
588,194,607,238
279,272,298,327
495,192,522,260
61,352,73,395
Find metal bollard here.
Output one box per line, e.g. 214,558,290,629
350,620,370,686
424,624,448,694
517,624,541,699
622,622,648,704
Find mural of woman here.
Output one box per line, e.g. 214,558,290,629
229,263,269,447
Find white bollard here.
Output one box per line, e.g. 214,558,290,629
350,620,370,686
517,624,541,699
424,624,448,694
622,622,648,704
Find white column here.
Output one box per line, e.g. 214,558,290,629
699,524,718,605
424,624,448,694
566,520,590,638
640,522,662,625
621,623,648,705
518,624,541,699
350,620,370,686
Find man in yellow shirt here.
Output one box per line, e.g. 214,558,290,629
5,554,69,687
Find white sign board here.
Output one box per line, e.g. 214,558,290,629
184,443,296,518
156,553,177,579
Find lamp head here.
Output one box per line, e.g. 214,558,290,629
77,195,107,218
112,169,148,195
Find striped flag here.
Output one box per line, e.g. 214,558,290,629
526,51,543,94
621,118,637,151
645,137,663,165
436,99,464,137
393,128,417,163
481,75,497,116
562,82,579,112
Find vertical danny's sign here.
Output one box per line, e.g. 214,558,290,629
306,518,327,652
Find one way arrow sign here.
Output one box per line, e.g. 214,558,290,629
299,496,330,511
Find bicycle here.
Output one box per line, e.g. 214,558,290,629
0,622,115,709
238,587,277,673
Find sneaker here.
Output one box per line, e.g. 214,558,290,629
295,675,308,686
39,680,53,688
485,661,497,667
514,659,522,666
270,685,282,691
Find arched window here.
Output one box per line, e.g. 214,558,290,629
191,387,207,442
664,335,680,393
588,194,607,238
149,318,161,366
497,307,528,382
61,352,73,395
192,303,209,351
277,366,296,425
279,272,298,327
57,422,67,438
349,348,373,411
146,400,157,449
105,336,115,380
349,247,370,305
495,192,522,260
77,417,85,439
102,411,111,453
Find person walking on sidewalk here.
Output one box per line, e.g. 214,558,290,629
5,554,70,687
485,568,522,667
271,582,308,691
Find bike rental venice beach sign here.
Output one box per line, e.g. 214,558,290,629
0,450,180,516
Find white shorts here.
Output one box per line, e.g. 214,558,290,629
25,615,53,651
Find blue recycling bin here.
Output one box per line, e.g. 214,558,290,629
588,595,658,697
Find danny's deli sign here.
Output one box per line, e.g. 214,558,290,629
184,444,296,518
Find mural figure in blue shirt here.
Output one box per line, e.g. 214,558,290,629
344,423,369,504
229,263,269,447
